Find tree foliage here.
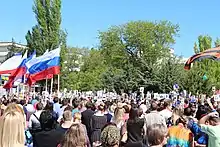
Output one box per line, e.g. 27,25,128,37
26,0,68,89
183,35,220,95
98,21,180,93
26,0,64,55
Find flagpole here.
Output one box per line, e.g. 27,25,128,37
57,74,60,94
34,84,36,99
17,84,19,97
45,78,48,92
22,74,26,99
50,77,53,95
22,84,25,99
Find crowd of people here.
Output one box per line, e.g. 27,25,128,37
0,95,220,147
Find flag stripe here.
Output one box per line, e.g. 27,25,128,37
28,66,60,85
0,54,23,74
28,57,60,74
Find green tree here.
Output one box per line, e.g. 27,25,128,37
215,38,220,47
79,49,107,91
26,0,68,89
25,0,64,55
99,21,179,93
185,35,214,95
157,56,185,93
61,47,89,89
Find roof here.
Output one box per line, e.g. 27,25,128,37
0,42,27,48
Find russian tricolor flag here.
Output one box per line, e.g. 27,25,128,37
0,53,23,74
25,47,61,85
3,50,36,89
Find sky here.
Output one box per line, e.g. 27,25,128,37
1,0,220,57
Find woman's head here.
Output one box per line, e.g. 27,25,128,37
129,107,139,121
196,104,211,120
101,124,120,147
176,115,188,127
123,105,130,114
5,103,24,115
61,123,87,147
163,99,172,110
113,107,125,124
40,110,56,130
98,103,105,112
147,124,168,146
74,112,82,122
172,108,183,125
44,102,53,111
0,111,25,147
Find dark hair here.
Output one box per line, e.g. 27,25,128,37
147,124,167,146
36,102,44,110
104,101,112,109
40,110,56,130
128,107,139,123
209,116,220,124
85,102,93,109
195,105,211,120
98,104,105,111
53,97,59,103
3,100,8,106
184,107,192,116
20,100,26,106
72,99,80,108
184,99,189,104
64,105,73,111
62,99,69,106
44,102,53,111
123,105,130,113
151,101,158,111
11,99,19,104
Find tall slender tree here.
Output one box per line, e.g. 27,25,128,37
25,0,65,55
26,0,67,89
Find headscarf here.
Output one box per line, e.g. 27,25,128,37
101,124,120,147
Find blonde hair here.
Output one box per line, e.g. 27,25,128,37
61,123,86,147
0,111,25,147
112,107,125,125
5,103,24,115
74,112,82,121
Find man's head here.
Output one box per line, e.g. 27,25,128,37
150,101,158,111
209,116,220,126
147,124,168,146
72,99,81,109
53,97,59,103
62,99,69,106
36,102,43,111
63,110,72,122
85,101,93,109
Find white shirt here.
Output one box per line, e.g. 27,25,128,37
140,104,148,113
28,110,43,129
159,109,172,122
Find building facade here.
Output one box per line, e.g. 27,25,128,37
0,42,26,63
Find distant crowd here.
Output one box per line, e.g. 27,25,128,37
0,95,220,147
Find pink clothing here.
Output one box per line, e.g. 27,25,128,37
123,113,129,121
